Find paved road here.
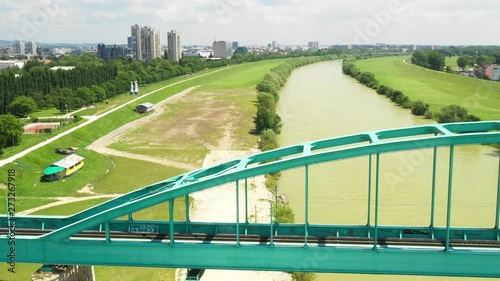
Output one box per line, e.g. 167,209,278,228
0,68,230,168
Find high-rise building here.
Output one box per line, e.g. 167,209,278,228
13,41,25,55
167,30,182,62
127,37,132,49
232,41,239,50
308,41,319,51
272,41,278,49
130,24,161,61
97,43,127,59
212,41,233,59
25,41,37,54
97,43,106,58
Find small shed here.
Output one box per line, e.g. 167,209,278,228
136,102,154,113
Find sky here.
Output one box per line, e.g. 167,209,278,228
1,0,499,46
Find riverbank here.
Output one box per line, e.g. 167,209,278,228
352,56,500,120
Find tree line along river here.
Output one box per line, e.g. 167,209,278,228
276,60,499,281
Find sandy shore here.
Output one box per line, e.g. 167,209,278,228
176,150,292,281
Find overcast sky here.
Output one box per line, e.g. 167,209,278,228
2,0,499,46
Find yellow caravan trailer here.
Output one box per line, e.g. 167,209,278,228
42,154,85,182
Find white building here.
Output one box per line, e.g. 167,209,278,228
212,41,232,59
13,41,25,55
167,30,182,62
50,66,75,71
0,60,25,70
183,49,211,58
130,24,161,61
308,41,319,51
492,66,500,81
25,41,37,54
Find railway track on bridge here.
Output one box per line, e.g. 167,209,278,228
3,229,500,248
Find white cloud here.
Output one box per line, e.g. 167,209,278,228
0,0,498,45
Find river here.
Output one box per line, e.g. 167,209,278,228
277,60,499,281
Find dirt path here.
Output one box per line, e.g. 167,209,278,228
87,86,200,171
18,194,122,215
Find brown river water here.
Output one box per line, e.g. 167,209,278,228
277,60,499,281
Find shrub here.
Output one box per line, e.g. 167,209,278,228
256,80,278,96
411,100,429,115
437,104,469,123
259,129,278,151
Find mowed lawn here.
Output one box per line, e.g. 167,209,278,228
354,57,500,120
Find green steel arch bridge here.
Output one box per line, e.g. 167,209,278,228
2,121,500,278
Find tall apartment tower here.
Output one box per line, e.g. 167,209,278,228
130,24,161,61
13,41,25,55
308,41,319,51
25,41,37,54
212,41,233,59
167,30,182,62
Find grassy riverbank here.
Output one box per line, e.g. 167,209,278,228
353,56,500,120
0,60,286,281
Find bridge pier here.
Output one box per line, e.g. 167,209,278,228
31,265,95,281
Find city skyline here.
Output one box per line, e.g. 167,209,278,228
1,1,500,46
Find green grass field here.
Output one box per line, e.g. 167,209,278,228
354,57,500,120
445,56,459,68
109,59,285,162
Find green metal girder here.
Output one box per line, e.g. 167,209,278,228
1,121,499,277
2,218,499,241
33,121,499,242
2,238,500,277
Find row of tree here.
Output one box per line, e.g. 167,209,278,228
457,54,497,68
1,48,357,117
342,59,480,123
411,50,446,71
433,46,500,63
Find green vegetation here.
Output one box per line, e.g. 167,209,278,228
108,60,286,165
445,56,458,68
350,56,500,120
10,96,37,117
0,114,24,155
411,49,446,71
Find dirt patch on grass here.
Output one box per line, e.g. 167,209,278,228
111,90,248,165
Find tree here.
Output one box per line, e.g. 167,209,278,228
457,56,469,68
411,100,429,116
0,114,24,154
427,52,445,70
89,85,106,102
256,80,278,96
438,104,469,123
10,95,37,118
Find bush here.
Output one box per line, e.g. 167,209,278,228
376,85,387,95
292,272,316,281
437,104,471,123
256,80,278,96
389,90,404,102
411,101,429,115
394,94,410,106
424,110,433,119
259,129,278,151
